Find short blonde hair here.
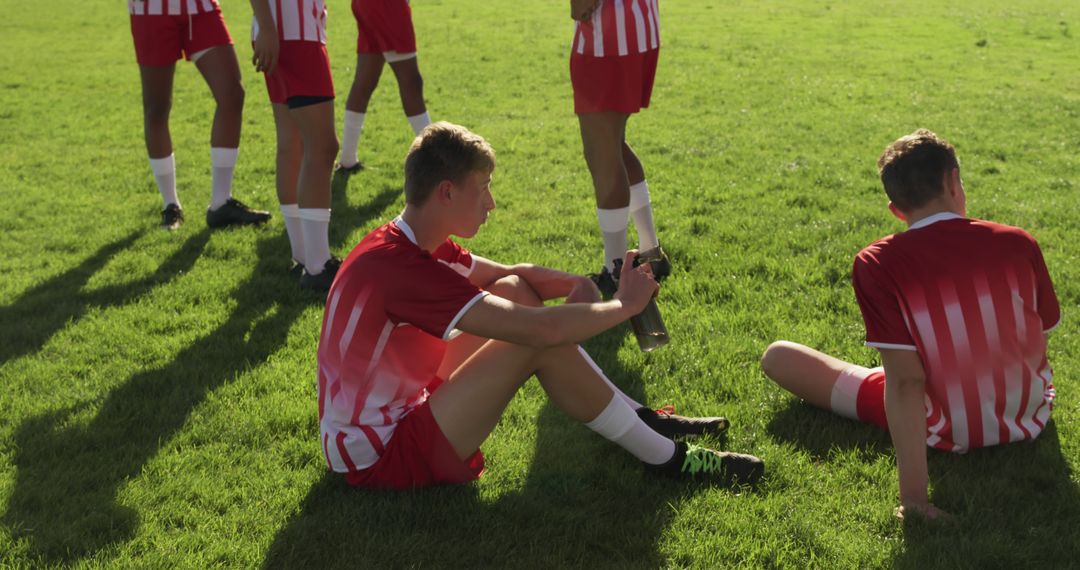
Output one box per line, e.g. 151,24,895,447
404,122,496,205
877,129,959,212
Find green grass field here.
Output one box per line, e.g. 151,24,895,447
1,0,1078,567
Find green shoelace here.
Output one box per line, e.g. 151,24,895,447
681,444,725,475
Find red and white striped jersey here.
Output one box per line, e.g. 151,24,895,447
572,0,660,58
128,0,220,16
317,218,487,473
853,213,1061,453
252,0,329,44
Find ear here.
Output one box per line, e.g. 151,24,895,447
436,180,454,204
945,167,962,198
887,202,907,222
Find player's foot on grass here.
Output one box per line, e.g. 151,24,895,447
335,160,364,175
588,266,619,299
206,198,271,229
638,406,730,439
160,203,184,231
648,442,764,487
287,259,304,279
641,245,672,282
300,256,341,291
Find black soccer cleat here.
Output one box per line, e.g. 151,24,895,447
587,266,619,300
335,161,364,175
287,259,305,279
160,203,184,231
206,198,271,229
643,245,672,281
299,256,342,291
647,441,764,487
638,406,730,439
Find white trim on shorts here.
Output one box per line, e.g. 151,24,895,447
830,365,882,421
384,50,417,63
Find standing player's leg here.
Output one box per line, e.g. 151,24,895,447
139,64,183,230
289,100,340,287
623,141,664,265
339,53,385,171
272,104,306,274
760,341,884,427
579,111,631,282
194,45,271,227
387,56,430,135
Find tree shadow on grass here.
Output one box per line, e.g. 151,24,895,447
894,421,1080,569
2,188,401,565
261,328,707,569
0,227,209,368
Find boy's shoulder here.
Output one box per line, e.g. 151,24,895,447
857,217,1038,266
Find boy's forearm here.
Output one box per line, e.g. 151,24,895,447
250,0,274,29
534,299,631,345
884,375,929,505
509,263,585,300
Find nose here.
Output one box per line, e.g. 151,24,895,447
485,190,496,211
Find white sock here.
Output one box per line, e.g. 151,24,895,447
407,112,431,136
629,180,659,252
149,154,180,209
578,346,643,409
298,208,331,274
596,206,629,271
210,147,238,210
280,204,305,265
339,110,366,167
585,395,676,465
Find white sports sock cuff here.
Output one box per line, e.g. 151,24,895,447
211,147,239,168
584,395,636,440
149,154,175,176
279,204,300,218
628,180,650,211
407,112,432,135
298,208,332,223
830,365,875,421
344,110,366,128
596,207,630,233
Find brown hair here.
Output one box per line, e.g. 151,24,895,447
877,129,959,212
404,122,496,205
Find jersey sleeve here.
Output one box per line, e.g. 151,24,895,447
1028,237,1061,333
432,239,475,278
384,254,487,340
852,247,917,350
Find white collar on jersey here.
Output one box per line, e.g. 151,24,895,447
393,216,419,245
907,211,963,231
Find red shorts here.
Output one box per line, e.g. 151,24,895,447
130,11,233,67
570,49,659,115
352,0,417,56
830,366,889,430
345,394,484,490
263,41,335,105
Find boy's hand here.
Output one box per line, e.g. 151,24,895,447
565,276,601,304
571,0,599,21
252,30,279,75
613,251,659,316
896,502,952,522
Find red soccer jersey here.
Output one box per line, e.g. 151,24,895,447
573,0,660,58
316,219,487,473
129,0,220,15
852,213,1061,452
252,0,328,44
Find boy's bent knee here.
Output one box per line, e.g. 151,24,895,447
760,341,797,378
486,274,542,307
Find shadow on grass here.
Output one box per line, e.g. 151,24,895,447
262,328,712,569
895,421,1080,569
766,399,890,460
2,188,401,565
0,227,208,367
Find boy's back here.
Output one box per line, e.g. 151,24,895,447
852,213,1060,452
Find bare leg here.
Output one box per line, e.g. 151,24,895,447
271,104,302,205
139,64,176,159
622,141,645,186
344,53,385,113
288,101,338,209
388,57,426,117
194,45,245,149
760,341,857,410
578,112,631,209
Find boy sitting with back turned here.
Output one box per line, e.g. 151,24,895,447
317,122,763,490
761,129,1060,519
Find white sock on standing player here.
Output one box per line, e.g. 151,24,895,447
578,346,643,409
407,112,431,136
149,154,180,209
585,394,676,465
210,147,238,210
299,208,332,274
597,206,629,272
280,204,305,266
339,110,366,167
628,180,659,252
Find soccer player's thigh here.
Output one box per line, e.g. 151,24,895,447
194,45,243,107
428,339,540,460
760,341,856,410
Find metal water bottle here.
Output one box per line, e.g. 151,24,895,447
614,254,670,352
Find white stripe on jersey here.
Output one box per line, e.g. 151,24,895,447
613,0,628,56
252,0,327,44
129,0,217,15
629,0,647,55
168,0,180,15
647,0,660,49
591,9,604,57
